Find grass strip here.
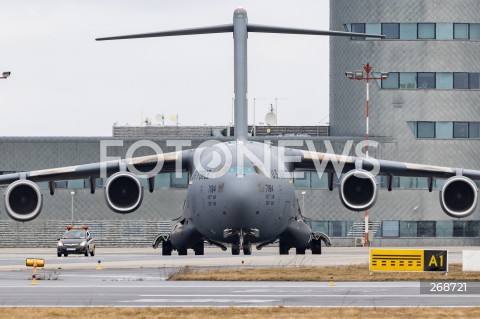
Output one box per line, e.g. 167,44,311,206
169,264,480,281
2,307,480,319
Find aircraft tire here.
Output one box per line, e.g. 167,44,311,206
242,242,252,255
162,241,172,256
232,242,240,255
311,241,322,255
296,247,306,255
279,240,289,255
194,242,204,255
178,249,188,256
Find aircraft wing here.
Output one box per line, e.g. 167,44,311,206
0,149,193,221
291,149,480,219
294,149,480,180
0,150,192,185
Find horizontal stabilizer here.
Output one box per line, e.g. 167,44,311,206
96,24,234,41
248,24,385,39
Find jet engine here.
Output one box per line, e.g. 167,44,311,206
440,176,478,218
104,172,143,213
339,170,378,211
4,180,43,222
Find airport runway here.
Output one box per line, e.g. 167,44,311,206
0,247,477,307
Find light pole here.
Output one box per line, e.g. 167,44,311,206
0,72,11,79
345,63,388,247
70,191,75,226
252,97,266,136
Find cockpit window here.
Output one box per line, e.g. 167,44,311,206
228,166,256,175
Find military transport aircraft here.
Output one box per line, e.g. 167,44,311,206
1,8,479,256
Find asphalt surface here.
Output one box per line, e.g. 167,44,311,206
0,247,477,307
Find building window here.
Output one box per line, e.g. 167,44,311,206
54,181,67,188
399,72,417,89
436,72,453,89
454,23,469,39
469,73,480,89
470,23,480,40
469,122,480,138
400,221,417,237
382,23,399,39
382,72,399,89
365,23,381,40
436,23,453,40
400,23,417,39
454,72,469,89
417,72,435,89
351,23,365,39
417,121,435,138
418,23,435,39
417,221,436,237
453,122,469,138
382,221,400,237
436,121,453,138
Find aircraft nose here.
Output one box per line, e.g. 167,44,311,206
225,177,259,226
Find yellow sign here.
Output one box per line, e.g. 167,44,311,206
370,249,447,272
26,258,45,268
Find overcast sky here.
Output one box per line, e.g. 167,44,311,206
0,0,330,136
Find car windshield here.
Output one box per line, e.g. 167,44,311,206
62,230,85,239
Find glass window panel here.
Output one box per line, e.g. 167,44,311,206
436,121,453,138
469,73,480,89
382,72,399,89
407,121,417,136
400,221,417,237
465,221,480,237
382,221,400,237
418,23,435,39
391,176,401,189
417,221,436,237
454,23,469,39
417,121,435,138
330,221,344,237
399,177,416,189
436,221,453,237
37,182,49,190
68,180,84,189
469,122,480,138
399,72,417,89
470,23,480,40
54,181,67,188
436,72,453,89
454,122,469,138
400,23,417,40
294,171,310,188
436,23,453,40
351,23,365,39
311,172,328,189
417,177,428,189
310,220,328,233
171,171,188,188
344,24,351,32
417,72,435,89
365,23,381,40
382,23,399,39
155,173,171,188
453,221,465,237
454,72,469,89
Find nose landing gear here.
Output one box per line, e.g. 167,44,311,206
226,228,258,255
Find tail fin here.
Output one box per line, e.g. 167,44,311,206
96,8,384,141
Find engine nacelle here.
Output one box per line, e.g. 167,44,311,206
104,172,143,214
440,176,478,218
4,180,43,222
339,170,378,211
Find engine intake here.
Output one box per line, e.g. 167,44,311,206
339,170,378,211
4,180,43,222
440,176,477,218
104,172,143,213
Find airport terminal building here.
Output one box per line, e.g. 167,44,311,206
1,0,479,248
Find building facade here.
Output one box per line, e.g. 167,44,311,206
329,0,480,243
